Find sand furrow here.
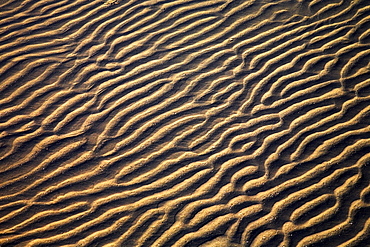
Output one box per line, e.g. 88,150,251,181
1,0,370,246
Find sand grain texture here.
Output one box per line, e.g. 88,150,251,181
1,0,370,246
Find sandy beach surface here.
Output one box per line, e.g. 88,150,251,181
1,0,370,246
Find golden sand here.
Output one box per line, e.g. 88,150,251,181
1,0,370,246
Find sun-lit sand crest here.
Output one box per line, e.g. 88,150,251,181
0,0,370,246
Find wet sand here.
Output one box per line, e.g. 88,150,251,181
1,0,370,246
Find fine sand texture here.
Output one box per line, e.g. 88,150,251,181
1,0,370,246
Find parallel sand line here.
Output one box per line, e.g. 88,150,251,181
1,0,370,246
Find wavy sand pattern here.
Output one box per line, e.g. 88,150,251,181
1,0,370,246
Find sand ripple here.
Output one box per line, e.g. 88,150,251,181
1,0,370,246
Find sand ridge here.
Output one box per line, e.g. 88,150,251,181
0,0,370,246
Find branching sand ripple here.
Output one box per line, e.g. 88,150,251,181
1,0,370,246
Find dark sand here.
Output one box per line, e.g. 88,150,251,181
1,0,370,246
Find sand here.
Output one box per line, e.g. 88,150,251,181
0,0,370,246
